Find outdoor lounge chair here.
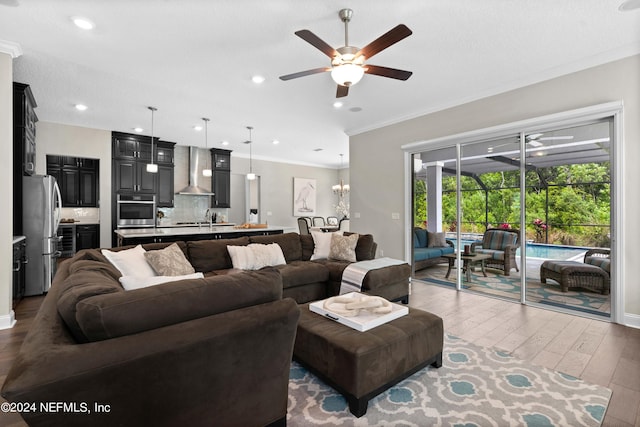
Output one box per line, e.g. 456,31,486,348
540,248,610,295
470,228,520,276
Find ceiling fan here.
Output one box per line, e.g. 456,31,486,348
279,9,413,98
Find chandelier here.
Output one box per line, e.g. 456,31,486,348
332,154,350,197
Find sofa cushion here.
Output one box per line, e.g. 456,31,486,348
414,247,449,262
344,233,376,261
475,248,505,260
585,256,611,273
119,272,205,290
249,233,303,262
482,230,518,250
76,268,283,341
187,237,250,272
414,228,428,248
310,230,341,260
144,243,195,276
57,259,124,342
300,234,315,261
274,260,329,289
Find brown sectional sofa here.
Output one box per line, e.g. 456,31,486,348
2,232,410,427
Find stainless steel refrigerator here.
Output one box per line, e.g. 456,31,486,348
22,174,62,296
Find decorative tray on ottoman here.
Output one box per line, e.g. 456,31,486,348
309,292,408,332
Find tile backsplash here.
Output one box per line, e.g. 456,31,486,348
61,207,100,223
157,195,229,224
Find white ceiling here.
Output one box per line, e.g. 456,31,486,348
1,0,639,168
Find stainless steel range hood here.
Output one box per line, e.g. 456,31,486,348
177,146,215,195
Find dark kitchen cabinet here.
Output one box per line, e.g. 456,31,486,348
13,82,37,176
113,133,153,161
46,156,99,207
157,164,174,207
112,133,174,197
13,82,38,235
113,158,156,194
76,224,99,250
210,149,232,208
212,170,231,208
156,141,176,207
13,237,26,308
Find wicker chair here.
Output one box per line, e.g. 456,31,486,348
540,248,610,295
470,228,520,276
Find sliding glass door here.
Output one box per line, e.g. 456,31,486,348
410,116,613,320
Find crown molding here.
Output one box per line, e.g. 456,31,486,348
0,40,22,58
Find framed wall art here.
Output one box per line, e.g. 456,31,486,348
293,177,316,216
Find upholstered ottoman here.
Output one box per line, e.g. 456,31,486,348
540,260,610,294
293,304,444,417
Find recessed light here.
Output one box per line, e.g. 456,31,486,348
313,148,323,152
349,107,363,112
252,75,265,84
193,125,203,131
221,141,229,146
272,139,280,145
333,101,343,108
74,104,88,111
133,127,144,133
72,17,95,30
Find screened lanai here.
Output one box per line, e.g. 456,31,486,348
411,119,612,319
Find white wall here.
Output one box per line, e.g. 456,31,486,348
350,54,640,323
0,52,15,328
35,122,112,247
230,156,346,229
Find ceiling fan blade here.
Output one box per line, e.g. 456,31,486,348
279,67,330,81
295,29,338,58
355,24,412,60
365,65,413,80
336,85,349,98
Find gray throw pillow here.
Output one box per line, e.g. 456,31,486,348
144,243,195,276
427,231,447,248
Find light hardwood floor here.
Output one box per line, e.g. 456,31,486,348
1,286,639,426
409,280,640,426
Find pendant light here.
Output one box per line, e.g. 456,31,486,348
202,117,212,177
146,106,158,173
246,126,256,180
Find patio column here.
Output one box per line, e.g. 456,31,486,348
425,161,444,232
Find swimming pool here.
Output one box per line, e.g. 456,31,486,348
449,239,587,260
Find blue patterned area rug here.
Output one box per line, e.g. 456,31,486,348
287,334,611,426
415,265,610,318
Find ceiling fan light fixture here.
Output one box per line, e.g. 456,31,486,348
331,63,365,87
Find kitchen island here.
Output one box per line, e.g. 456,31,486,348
115,225,288,246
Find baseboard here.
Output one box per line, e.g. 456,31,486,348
0,310,16,330
623,312,640,329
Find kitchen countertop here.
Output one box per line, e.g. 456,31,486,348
156,222,236,228
114,225,286,238
59,220,100,225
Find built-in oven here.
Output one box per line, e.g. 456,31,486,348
116,194,156,228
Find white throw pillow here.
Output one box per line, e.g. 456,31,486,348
102,245,156,277
227,243,286,270
310,230,343,260
119,272,204,291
